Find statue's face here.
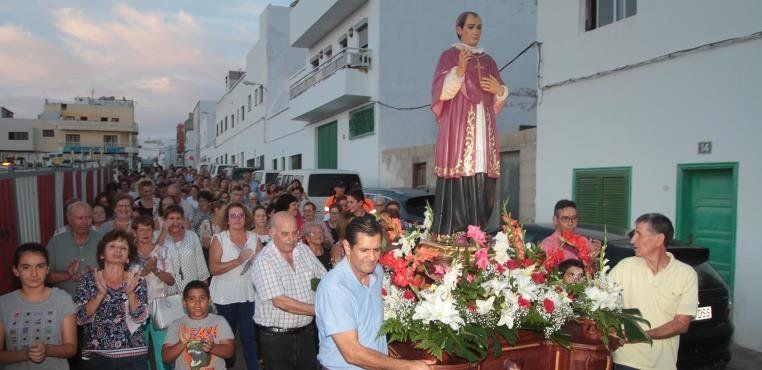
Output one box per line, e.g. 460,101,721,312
457,14,482,47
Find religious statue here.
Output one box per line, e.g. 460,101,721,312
430,11,509,240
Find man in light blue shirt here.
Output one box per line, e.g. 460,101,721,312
315,217,429,370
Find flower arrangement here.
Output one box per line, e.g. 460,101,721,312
379,202,650,363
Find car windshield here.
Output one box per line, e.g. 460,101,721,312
307,174,361,197
265,173,278,183
404,195,435,218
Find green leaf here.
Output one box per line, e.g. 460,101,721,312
491,333,503,357
550,331,572,349
310,277,321,291
621,317,652,344
495,326,518,344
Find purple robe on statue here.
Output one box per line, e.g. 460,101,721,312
431,46,505,179
429,46,507,238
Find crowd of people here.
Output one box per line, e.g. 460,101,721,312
0,165,415,370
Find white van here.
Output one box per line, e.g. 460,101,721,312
275,169,362,217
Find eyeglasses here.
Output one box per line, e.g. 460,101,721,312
229,213,245,220
559,216,578,223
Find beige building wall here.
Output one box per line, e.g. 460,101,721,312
43,99,135,124
57,130,134,146
380,128,537,223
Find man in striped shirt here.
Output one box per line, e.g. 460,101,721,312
252,212,327,370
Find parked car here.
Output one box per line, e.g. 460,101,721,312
275,169,362,216
523,223,733,370
363,187,435,228
229,167,257,181
252,169,281,192
210,164,234,178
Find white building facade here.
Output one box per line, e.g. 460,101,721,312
536,0,762,351
207,5,307,171
194,100,216,170
287,0,538,189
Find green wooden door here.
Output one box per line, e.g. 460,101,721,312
677,164,737,288
317,121,337,169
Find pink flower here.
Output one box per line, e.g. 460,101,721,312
475,247,490,269
434,264,449,276
466,273,475,283
467,225,487,246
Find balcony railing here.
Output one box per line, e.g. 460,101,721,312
60,142,137,154
289,48,371,99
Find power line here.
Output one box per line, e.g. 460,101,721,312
541,30,762,91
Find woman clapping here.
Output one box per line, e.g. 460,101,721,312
73,230,149,369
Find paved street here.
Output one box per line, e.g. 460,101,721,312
727,343,762,369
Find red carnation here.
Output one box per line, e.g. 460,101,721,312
403,290,416,301
506,260,520,270
518,296,531,309
381,287,388,296
379,251,396,267
467,306,477,313
543,298,555,314
522,259,534,267
391,273,410,287
531,272,546,284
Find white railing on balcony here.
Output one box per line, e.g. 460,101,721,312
289,48,371,99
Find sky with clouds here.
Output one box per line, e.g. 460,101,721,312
0,0,291,139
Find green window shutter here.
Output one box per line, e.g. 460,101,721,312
575,175,603,224
349,105,374,139
573,167,631,228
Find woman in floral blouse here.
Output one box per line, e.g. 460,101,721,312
74,229,149,369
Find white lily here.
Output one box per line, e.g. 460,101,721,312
441,262,462,291
492,232,512,264
413,291,465,331
475,296,496,315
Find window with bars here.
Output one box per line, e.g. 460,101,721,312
573,167,631,228
65,134,80,145
348,105,374,139
42,129,54,137
103,135,118,146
